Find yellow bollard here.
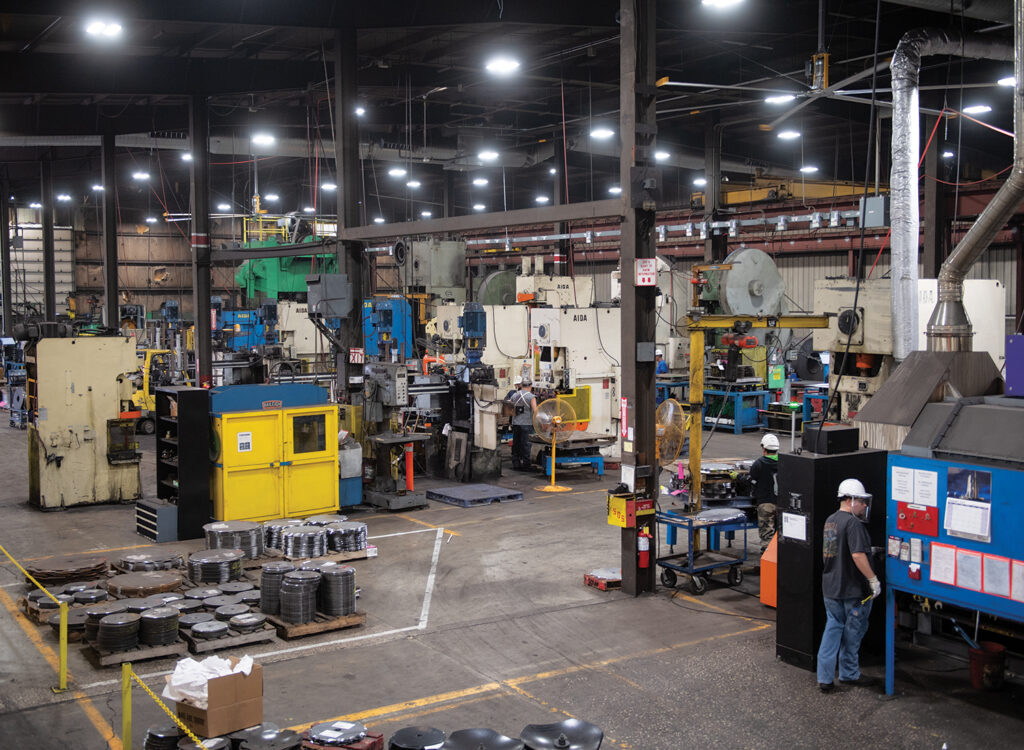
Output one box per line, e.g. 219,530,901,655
57,602,68,692
122,662,132,750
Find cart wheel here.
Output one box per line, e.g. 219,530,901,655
660,568,678,588
689,574,708,595
728,566,744,586
138,418,155,435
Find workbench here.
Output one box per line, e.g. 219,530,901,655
703,389,770,434
654,509,751,594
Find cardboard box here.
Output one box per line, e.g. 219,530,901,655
175,658,263,738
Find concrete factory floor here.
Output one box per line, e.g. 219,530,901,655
0,425,1022,749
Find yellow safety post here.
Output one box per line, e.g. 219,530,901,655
122,663,132,750
127,666,210,749
0,542,69,692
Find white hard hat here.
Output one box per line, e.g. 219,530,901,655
521,377,532,387
655,348,664,357
761,433,779,451
838,478,871,501
513,376,523,385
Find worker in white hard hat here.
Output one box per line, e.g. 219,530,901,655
816,478,880,693
749,433,780,555
655,348,668,375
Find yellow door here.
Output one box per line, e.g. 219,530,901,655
282,459,338,516
221,464,283,521
215,410,284,521
281,406,338,516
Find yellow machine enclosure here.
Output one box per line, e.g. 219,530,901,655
212,404,338,521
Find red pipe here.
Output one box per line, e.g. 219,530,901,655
405,443,414,492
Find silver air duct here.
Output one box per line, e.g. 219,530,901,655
889,25,1013,360
928,2,1024,351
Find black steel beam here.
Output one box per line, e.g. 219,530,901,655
189,95,213,386
922,115,947,279
1,179,11,334
40,154,56,320
704,114,727,262
101,131,118,328
618,0,658,597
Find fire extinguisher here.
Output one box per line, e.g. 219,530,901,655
638,527,652,569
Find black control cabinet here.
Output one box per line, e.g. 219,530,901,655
155,386,211,540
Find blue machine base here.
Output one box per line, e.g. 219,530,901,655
339,476,362,507
544,454,604,477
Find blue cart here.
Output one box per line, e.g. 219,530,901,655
655,508,751,595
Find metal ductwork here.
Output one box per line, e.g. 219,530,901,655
889,25,1014,361
927,2,1024,351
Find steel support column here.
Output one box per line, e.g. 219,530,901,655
40,153,56,320
922,115,948,279
189,95,213,386
335,28,365,398
704,115,727,262
1,178,12,334
101,131,119,329
619,0,658,597
554,135,568,276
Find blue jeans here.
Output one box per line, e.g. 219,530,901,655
816,596,872,684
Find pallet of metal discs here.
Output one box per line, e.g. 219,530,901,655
302,720,383,750
260,560,366,640
244,516,374,570
176,580,275,653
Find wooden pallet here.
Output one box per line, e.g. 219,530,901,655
18,597,94,626
583,572,622,591
265,611,366,640
82,637,188,667
302,730,384,750
180,624,276,654
243,547,373,570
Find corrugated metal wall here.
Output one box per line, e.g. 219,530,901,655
10,224,74,314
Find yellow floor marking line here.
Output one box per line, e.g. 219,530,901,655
288,622,769,733
395,514,462,536
671,591,764,622
501,681,632,749
361,693,502,728
4,543,155,566
0,586,120,749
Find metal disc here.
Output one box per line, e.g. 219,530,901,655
107,571,183,598
717,247,784,316
308,720,367,745
519,719,604,750
218,581,255,594
228,612,267,633
179,612,215,628
214,603,250,621
190,620,229,639
388,726,446,750
169,599,203,614
441,729,525,750
185,587,223,600
203,594,244,610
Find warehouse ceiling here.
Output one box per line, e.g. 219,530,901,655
0,1,1016,226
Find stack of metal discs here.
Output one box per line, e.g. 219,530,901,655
324,522,368,552
185,587,222,600
236,727,302,750
299,559,338,573
96,612,141,652
307,720,367,746
74,588,108,605
229,612,268,633
190,620,228,639
144,593,183,608
278,570,321,623
139,607,180,646
305,513,348,527
204,521,265,559
262,518,304,550
36,593,76,611
280,526,327,558
107,571,183,598
178,737,230,750
170,599,203,615
187,549,244,584
84,601,129,642
47,609,88,636
260,562,294,614
121,598,153,614
179,612,215,630
319,566,356,616
63,582,91,594
219,581,254,594
203,594,243,611
215,604,249,621
28,586,63,602
119,551,184,572
388,726,447,750
27,554,109,586
143,723,181,750
238,589,262,606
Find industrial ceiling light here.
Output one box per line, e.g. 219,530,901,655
478,150,500,162
388,167,407,177
251,133,275,146
85,19,122,37
654,150,670,161
535,195,550,204
473,203,486,211
702,0,744,8
92,184,104,191
420,210,432,218
264,193,279,202
373,216,386,224
764,94,796,105
355,106,366,116
132,171,150,180
942,150,955,159
321,182,337,191
485,56,520,76
692,177,708,187
406,180,422,188
303,206,315,213
800,165,819,174
608,186,622,195
472,177,489,186
145,216,158,224
216,203,230,211
29,202,42,208
590,127,615,140
963,104,992,115
549,167,557,175
56,194,71,202
777,130,801,140
998,76,1016,87
181,153,193,162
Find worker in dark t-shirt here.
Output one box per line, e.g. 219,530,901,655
748,433,779,555
816,478,881,693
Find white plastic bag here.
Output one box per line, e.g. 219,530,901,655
161,655,254,709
